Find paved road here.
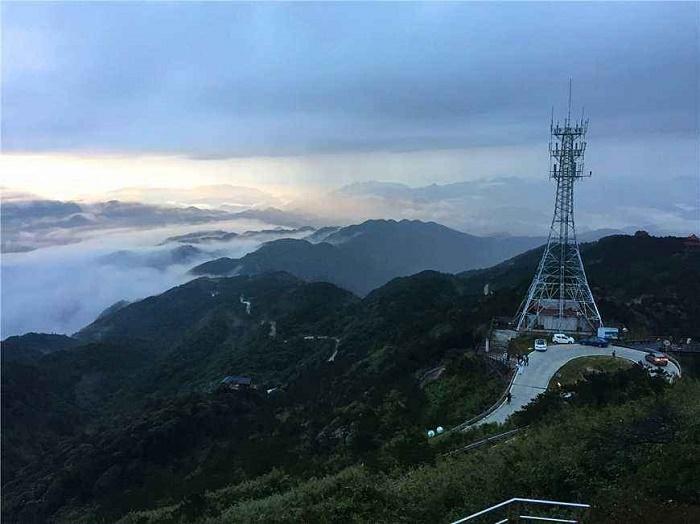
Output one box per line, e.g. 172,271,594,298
476,344,681,426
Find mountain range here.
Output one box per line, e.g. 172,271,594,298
190,219,631,296
2,232,698,523
161,226,316,245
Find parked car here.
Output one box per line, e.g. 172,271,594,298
645,351,669,367
580,336,609,348
552,333,575,344
534,338,548,351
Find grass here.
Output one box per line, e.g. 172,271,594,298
508,335,537,356
422,354,506,428
548,355,634,389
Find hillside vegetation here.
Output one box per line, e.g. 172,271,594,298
117,372,700,524
3,271,506,523
2,233,698,523
461,233,700,338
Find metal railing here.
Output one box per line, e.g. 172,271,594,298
441,427,525,457
451,498,590,524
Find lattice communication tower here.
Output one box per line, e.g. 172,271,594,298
514,85,602,333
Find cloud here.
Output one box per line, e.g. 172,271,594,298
0,189,289,252
1,249,190,338
104,185,279,210
0,220,310,337
296,174,699,236
2,2,697,158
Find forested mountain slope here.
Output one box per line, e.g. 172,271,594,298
2,232,698,523
191,219,545,295
3,271,504,523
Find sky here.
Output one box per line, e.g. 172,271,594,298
1,1,698,204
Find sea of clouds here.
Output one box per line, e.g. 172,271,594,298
0,219,307,338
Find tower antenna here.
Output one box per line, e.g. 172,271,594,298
567,78,572,123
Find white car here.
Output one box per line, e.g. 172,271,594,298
552,333,575,344
534,339,548,351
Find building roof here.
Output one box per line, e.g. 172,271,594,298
685,234,700,247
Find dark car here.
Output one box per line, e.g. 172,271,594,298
580,336,609,348
645,351,669,367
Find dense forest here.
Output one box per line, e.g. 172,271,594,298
118,371,700,524
2,233,699,523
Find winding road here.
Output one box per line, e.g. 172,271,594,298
239,295,252,315
303,335,341,362
475,344,681,427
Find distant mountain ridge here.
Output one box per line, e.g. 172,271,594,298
191,219,548,295
0,333,80,363
98,244,207,270
161,226,316,245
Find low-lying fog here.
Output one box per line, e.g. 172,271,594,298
1,219,309,338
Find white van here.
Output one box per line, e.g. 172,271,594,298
552,333,575,344
597,327,619,340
